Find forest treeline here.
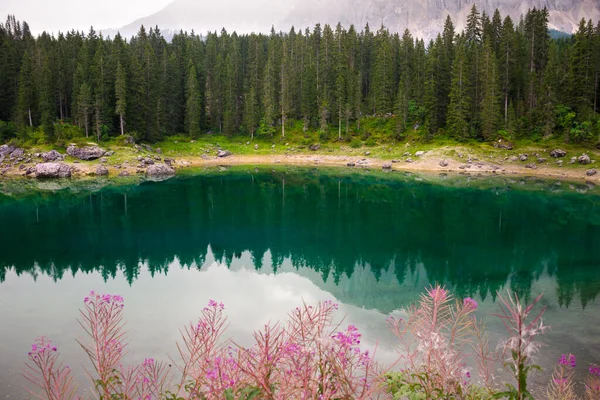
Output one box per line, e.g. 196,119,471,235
1,7,600,145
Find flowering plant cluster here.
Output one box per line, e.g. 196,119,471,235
23,287,600,399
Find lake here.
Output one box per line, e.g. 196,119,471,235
1,167,600,397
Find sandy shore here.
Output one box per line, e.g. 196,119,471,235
176,151,600,182
2,149,599,183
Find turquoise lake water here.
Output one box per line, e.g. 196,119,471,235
1,168,599,397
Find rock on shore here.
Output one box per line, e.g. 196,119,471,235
35,163,71,178
66,144,106,160
147,164,176,176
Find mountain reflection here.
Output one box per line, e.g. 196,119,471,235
1,169,600,310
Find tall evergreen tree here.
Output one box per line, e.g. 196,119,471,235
115,60,127,135
77,82,92,137
447,40,471,139
185,65,201,137
16,51,35,128
480,40,501,140
38,55,55,141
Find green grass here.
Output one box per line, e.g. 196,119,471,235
7,120,600,175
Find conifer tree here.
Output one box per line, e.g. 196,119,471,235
185,65,201,137
77,82,91,137
447,40,471,139
480,40,501,140
115,60,127,135
38,55,55,140
262,28,280,132
499,16,517,127
16,51,35,127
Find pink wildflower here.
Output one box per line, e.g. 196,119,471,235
463,297,478,310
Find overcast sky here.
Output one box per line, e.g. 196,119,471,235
0,0,173,34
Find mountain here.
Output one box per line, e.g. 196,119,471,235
108,0,600,39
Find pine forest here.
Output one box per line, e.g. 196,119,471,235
1,6,599,146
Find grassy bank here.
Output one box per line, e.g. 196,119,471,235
3,120,600,183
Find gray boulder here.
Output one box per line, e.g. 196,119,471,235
578,154,592,165
382,162,392,170
405,158,414,163
147,164,176,176
0,145,15,158
587,169,597,177
550,149,567,158
9,148,24,159
35,163,71,178
519,154,528,161
217,149,232,157
439,160,449,167
66,145,106,160
119,170,130,177
254,144,259,150
347,162,356,167
509,155,519,162
415,151,425,157
493,140,514,150
525,164,537,169
95,165,109,176
0,144,15,157
42,150,64,162
537,158,547,163
309,144,321,151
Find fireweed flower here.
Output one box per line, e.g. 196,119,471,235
332,325,361,347
28,337,57,357
463,297,478,310
142,358,154,368
84,291,124,308
559,354,576,368
427,286,449,302
206,299,225,310
589,364,600,376
323,299,339,310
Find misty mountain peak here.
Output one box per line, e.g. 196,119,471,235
112,0,600,38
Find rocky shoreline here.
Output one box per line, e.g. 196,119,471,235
0,143,176,179
1,142,599,185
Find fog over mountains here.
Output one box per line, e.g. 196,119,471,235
108,0,600,39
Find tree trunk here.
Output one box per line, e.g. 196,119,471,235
505,93,508,126
95,104,101,142
59,92,64,120
120,114,124,136
28,108,32,127
594,72,598,116
346,112,349,135
339,104,342,140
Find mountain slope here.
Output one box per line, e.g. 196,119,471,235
111,0,600,39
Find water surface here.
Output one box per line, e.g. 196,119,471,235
1,168,600,397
